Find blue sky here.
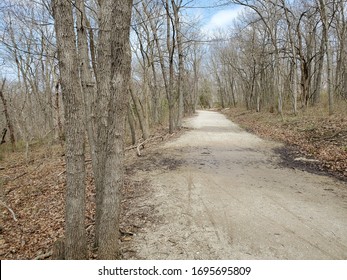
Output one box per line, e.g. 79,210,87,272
202,6,245,35
183,0,246,36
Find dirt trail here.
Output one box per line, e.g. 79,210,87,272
125,110,347,260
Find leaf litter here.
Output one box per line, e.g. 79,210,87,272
223,107,347,181
0,131,176,260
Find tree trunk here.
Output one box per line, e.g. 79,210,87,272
150,60,160,123
142,2,173,133
130,88,150,140
0,79,15,150
95,0,133,259
54,81,64,144
313,30,325,105
76,0,97,168
281,1,298,115
318,0,333,115
166,0,176,134
127,104,136,145
93,0,113,249
1,128,7,145
172,0,184,128
52,0,87,260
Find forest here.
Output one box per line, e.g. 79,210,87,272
0,0,346,260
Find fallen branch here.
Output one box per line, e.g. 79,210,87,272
320,130,345,141
1,128,7,145
126,135,166,157
86,224,93,232
34,250,53,260
12,172,27,181
5,162,44,195
125,144,137,151
119,229,135,236
136,141,145,156
0,201,18,222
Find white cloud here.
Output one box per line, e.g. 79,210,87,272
202,6,245,36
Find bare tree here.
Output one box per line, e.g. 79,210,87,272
53,0,133,259
172,0,184,128
318,0,334,115
93,0,133,259
52,0,87,259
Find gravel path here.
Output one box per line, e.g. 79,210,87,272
127,110,347,260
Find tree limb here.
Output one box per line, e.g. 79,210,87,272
0,201,18,222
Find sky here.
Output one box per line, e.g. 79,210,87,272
202,6,245,35
183,0,246,37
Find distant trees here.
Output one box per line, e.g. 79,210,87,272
211,0,347,115
131,0,204,134
0,0,58,156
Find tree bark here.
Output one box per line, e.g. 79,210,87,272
94,0,133,259
172,0,184,128
52,0,87,260
318,0,333,115
313,33,325,105
75,0,99,206
127,104,137,145
0,79,15,150
281,1,298,115
166,0,176,133
130,88,150,140
94,0,114,249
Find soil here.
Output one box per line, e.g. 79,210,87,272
124,110,347,260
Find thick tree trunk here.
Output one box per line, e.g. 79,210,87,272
94,0,111,248
52,0,87,260
95,0,133,259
